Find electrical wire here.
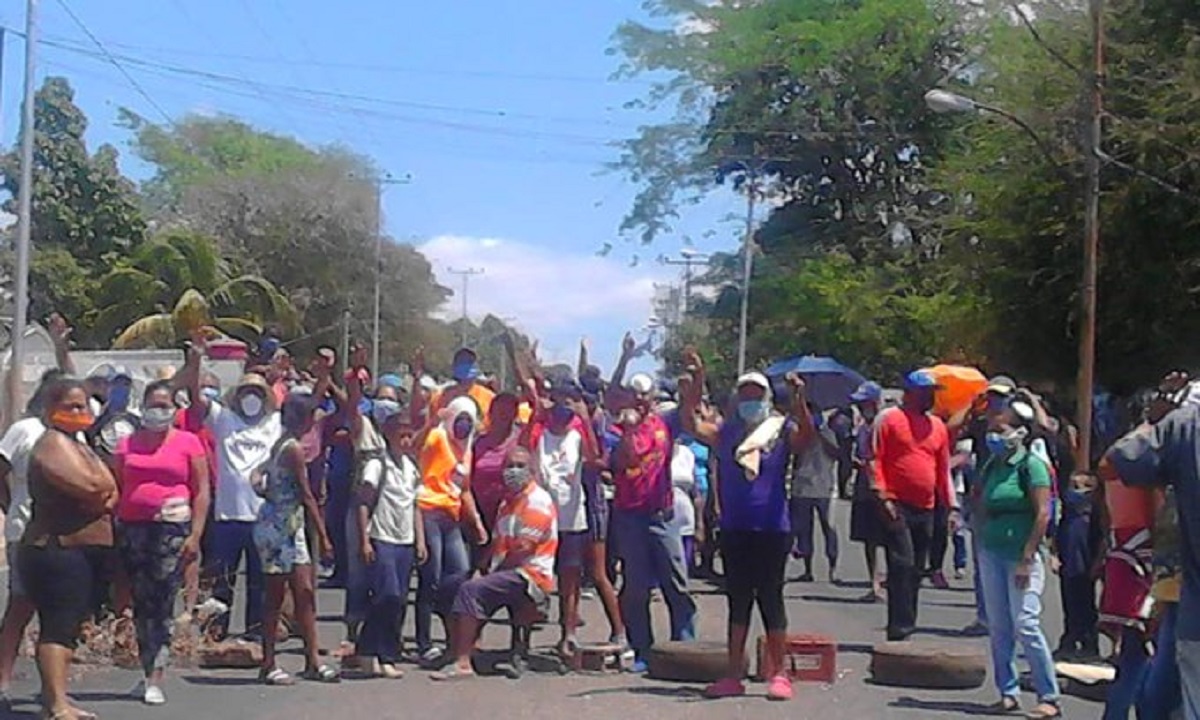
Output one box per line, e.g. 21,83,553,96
50,0,174,125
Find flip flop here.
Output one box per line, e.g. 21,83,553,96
300,665,341,684
260,667,296,686
430,665,477,682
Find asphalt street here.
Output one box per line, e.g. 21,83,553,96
0,502,1103,719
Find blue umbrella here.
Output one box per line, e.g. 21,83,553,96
764,355,867,409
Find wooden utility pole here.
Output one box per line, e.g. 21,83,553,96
1076,0,1104,471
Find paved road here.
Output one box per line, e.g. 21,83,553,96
0,502,1103,719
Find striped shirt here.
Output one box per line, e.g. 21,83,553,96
492,482,558,593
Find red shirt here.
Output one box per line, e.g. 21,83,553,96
176,407,216,486
872,407,952,510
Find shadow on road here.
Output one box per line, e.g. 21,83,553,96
889,696,1003,716
568,684,706,703
794,594,876,605
181,675,264,687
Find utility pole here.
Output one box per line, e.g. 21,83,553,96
448,267,484,348
7,1,36,429
368,173,411,379
0,27,7,145
1076,0,1105,472
340,308,351,374
737,164,758,376
660,249,710,316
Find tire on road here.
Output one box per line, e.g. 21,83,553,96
646,641,741,683
869,641,987,689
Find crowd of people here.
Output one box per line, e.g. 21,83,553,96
1,315,1199,719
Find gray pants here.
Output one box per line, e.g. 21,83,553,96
790,497,838,566
612,509,696,654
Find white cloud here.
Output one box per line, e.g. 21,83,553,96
419,234,670,367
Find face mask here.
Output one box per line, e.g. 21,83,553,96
738,400,770,425
373,399,402,424
502,466,529,492
239,393,265,419
107,383,131,412
986,427,1028,456
550,404,574,426
453,417,473,440
201,386,221,403
142,406,175,432
50,409,95,434
452,362,478,383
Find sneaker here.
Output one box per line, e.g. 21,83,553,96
766,674,793,701
143,684,166,706
704,677,746,699
418,647,445,669
930,571,950,589
954,567,966,580
581,588,597,600
628,655,649,674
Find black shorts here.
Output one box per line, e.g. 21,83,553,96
20,544,114,649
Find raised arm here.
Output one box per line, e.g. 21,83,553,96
577,337,589,380
678,348,719,447
48,313,76,376
784,374,815,453
610,332,637,389
180,340,208,425
35,432,117,509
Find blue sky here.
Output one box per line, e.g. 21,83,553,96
0,1,747,373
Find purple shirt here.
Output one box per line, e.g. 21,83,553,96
717,418,792,533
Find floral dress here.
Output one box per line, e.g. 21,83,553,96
253,438,310,575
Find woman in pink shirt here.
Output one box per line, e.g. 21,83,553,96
114,380,210,707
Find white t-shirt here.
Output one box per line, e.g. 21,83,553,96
0,418,45,543
207,402,283,522
670,443,697,494
791,427,838,499
670,485,696,538
538,428,587,533
361,452,418,545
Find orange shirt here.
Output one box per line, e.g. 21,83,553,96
1099,455,1157,531
872,406,952,510
493,482,558,593
418,426,466,518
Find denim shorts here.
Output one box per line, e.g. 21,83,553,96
556,531,589,571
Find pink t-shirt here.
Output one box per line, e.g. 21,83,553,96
115,429,207,523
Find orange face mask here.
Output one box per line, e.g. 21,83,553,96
49,409,95,434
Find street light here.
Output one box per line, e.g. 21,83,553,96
925,86,1100,471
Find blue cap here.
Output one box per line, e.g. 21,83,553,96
904,370,940,390
378,373,404,389
849,381,883,403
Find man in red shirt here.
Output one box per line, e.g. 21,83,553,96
871,370,955,641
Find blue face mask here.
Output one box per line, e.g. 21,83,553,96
452,362,478,383
985,432,1007,457
372,399,402,424
737,400,770,425
358,398,374,416
550,404,574,426
201,386,221,403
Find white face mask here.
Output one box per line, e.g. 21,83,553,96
502,466,529,493
239,393,264,419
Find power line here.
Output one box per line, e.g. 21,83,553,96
50,0,173,125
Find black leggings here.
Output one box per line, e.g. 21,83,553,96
20,544,112,649
721,531,790,632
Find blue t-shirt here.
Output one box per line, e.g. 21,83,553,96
681,434,710,497
716,418,792,533
1110,406,1200,640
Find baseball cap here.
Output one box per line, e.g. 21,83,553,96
986,375,1017,396
736,371,771,392
628,373,655,395
849,381,883,403
903,370,941,390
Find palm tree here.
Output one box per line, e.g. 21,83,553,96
96,229,300,349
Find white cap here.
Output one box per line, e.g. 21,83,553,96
736,371,771,392
628,373,655,394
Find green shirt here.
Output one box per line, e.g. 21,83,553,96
979,447,1052,561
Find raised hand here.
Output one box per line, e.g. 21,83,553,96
621,331,636,360
47,312,72,348
682,346,704,374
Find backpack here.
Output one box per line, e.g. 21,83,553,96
1016,447,1060,539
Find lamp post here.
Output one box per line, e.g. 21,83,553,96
925,56,1104,473
7,0,37,430
369,173,412,379
659,247,711,316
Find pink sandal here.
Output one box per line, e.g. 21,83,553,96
766,675,794,701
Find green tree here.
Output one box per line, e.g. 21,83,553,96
94,229,299,348
0,77,147,342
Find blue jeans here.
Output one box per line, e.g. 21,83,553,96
1176,633,1200,720
965,506,987,625
359,540,415,664
1106,604,1182,719
343,507,369,627
415,508,469,652
612,509,696,654
208,520,264,638
977,547,1059,703
324,469,353,583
